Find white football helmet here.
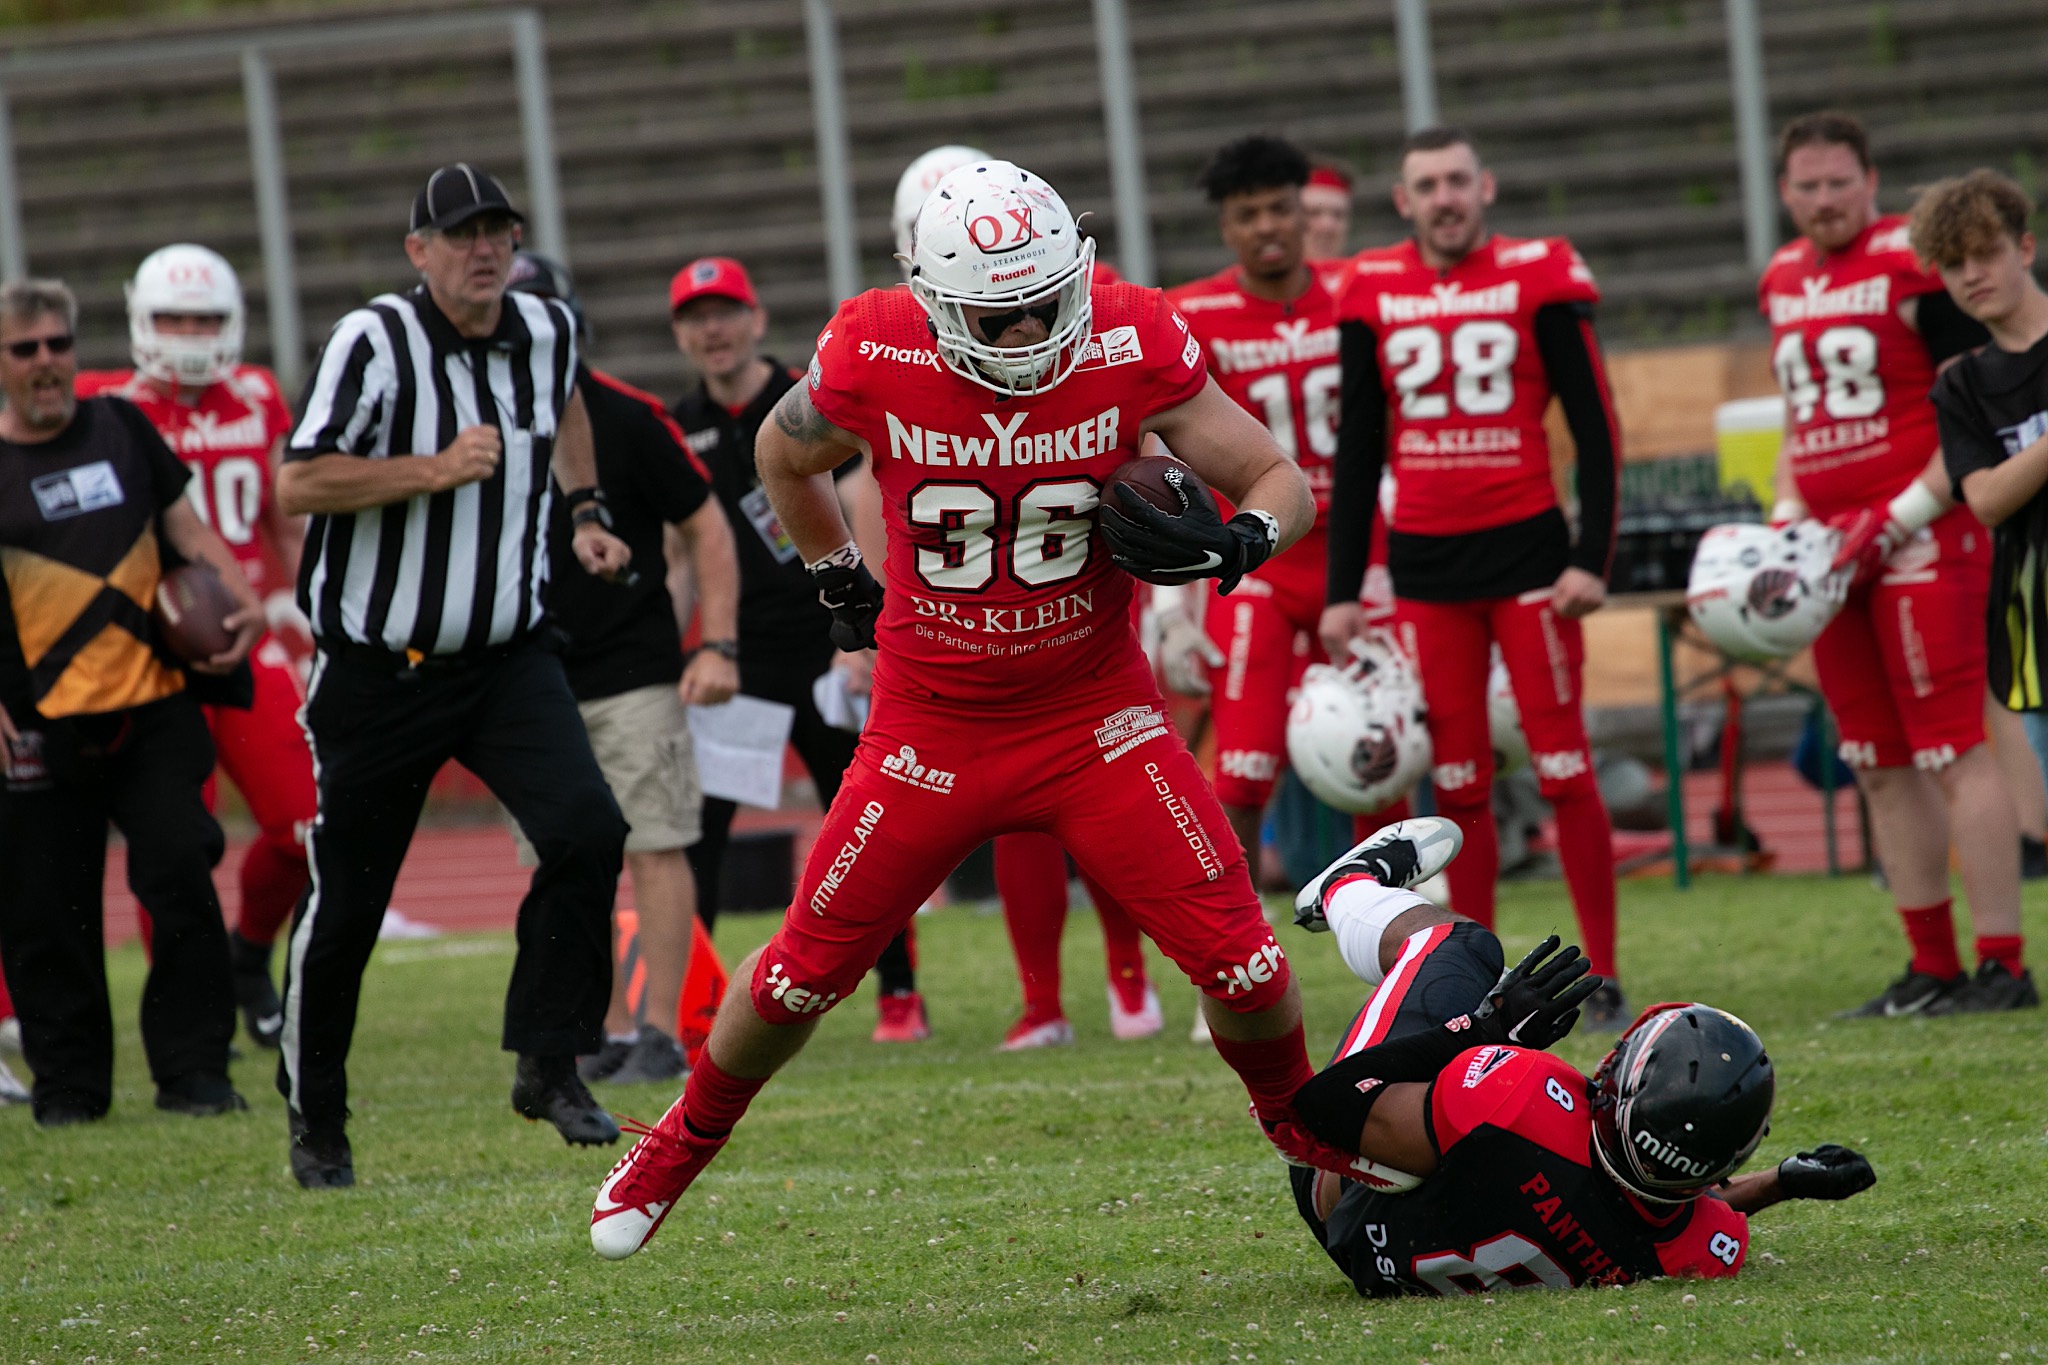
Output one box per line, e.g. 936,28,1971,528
1486,648,1529,777
907,159,1095,397
1287,631,1432,815
1687,520,1845,661
128,244,245,388
893,144,990,270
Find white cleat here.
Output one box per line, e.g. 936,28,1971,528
0,1055,28,1106
1292,817,1464,933
1107,984,1164,1041
998,1016,1075,1052
589,1096,728,1261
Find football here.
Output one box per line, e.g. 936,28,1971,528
1103,453,1216,520
154,563,239,663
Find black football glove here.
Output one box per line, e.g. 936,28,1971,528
1097,482,1274,595
810,558,884,651
1467,934,1601,1050
1775,1145,1876,1201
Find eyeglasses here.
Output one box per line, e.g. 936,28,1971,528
3,334,74,360
976,300,1059,345
436,218,518,247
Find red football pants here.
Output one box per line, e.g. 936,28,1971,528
751,661,1291,1019
1204,570,1324,810
204,638,316,946
1395,592,1616,974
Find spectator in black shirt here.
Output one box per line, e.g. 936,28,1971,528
509,255,743,1082
666,257,930,1044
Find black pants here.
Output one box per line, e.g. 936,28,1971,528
0,693,233,1116
276,640,626,1127
688,650,915,994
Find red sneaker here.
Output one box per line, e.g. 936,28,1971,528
871,991,932,1043
590,1094,729,1260
1250,1102,1423,1193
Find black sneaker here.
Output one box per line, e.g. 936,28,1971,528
608,1026,688,1085
576,1038,635,1083
1923,960,2040,1015
2024,836,2048,882
1581,980,1632,1032
1836,965,1965,1019
1292,817,1464,932
34,1092,106,1129
289,1109,355,1189
155,1072,248,1117
228,930,284,1049
512,1055,621,1146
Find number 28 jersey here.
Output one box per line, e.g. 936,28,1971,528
1759,216,1944,519
74,365,291,596
1309,1046,1749,1297
806,282,1207,707
1337,235,1598,537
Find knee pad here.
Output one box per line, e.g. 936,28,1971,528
749,948,851,1023
1198,931,1293,1013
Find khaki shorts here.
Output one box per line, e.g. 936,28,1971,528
512,682,702,865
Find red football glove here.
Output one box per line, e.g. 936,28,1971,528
1825,503,1905,588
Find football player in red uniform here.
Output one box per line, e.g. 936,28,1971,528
1301,160,1355,262
593,160,1337,1259
1320,128,1627,1025
1763,113,2026,1017
1282,818,1876,1296
75,244,315,1049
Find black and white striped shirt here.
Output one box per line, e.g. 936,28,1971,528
287,284,577,655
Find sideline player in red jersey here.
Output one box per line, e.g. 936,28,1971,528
1165,134,1405,863
1762,113,2026,1018
75,244,315,1049
1319,127,1628,1026
592,159,1343,1259
1279,818,1875,1297
1301,160,1354,262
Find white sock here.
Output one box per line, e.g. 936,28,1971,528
606,1029,641,1046
1325,877,1429,985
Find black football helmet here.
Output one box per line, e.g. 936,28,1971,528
507,251,589,343
1591,1001,1774,1204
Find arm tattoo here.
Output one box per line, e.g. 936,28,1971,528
770,382,834,443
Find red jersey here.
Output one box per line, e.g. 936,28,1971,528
1313,1045,1749,1296
1337,235,1599,537
74,365,292,596
807,282,1206,707
1759,215,1945,519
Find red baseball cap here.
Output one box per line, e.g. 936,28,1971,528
669,256,758,312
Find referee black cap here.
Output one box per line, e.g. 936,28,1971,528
410,163,524,234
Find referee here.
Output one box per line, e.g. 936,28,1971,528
275,165,633,1189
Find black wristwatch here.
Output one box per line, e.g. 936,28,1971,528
564,486,612,530
700,638,739,662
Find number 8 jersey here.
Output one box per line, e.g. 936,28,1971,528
806,281,1206,705
1758,215,1944,519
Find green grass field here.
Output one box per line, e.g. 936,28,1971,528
3,874,2044,1364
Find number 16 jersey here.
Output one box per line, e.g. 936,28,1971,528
806,282,1206,707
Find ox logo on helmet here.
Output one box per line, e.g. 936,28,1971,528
966,204,1041,254
1746,569,1799,619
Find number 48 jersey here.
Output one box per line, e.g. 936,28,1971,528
1758,215,1945,519
74,365,292,596
1307,1045,1749,1297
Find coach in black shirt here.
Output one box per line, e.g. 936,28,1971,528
275,166,633,1188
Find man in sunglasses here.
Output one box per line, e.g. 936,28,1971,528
0,276,263,1126
1281,818,1876,1296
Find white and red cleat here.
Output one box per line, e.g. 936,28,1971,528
1108,981,1163,1040
998,1012,1075,1052
1251,1101,1423,1193
590,1094,729,1260
871,991,932,1043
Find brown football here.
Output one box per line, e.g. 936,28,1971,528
154,564,239,663
1103,453,1216,520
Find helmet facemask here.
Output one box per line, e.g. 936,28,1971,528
911,235,1094,397
127,244,246,390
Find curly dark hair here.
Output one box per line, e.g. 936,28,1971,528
1910,169,2034,269
1196,135,1310,203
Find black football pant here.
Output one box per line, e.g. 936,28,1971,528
0,693,234,1118
1290,921,1504,1242
277,639,626,1128
687,650,916,995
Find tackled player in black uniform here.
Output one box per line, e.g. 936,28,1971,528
1277,817,1877,1297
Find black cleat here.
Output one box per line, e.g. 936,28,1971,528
1580,980,1632,1032
289,1109,355,1189
228,930,284,1049
34,1093,106,1129
1923,960,2039,1015
1836,965,1965,1019
155,1072,248,1116
512,1055,621,1146
607,1026,688,1085
576,1038,635,1083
